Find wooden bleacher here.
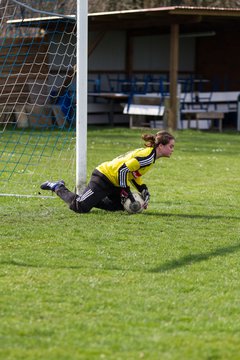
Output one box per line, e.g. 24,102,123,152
0,37,68,128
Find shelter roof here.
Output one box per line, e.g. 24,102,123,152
88,6,240,34
8,6,240,34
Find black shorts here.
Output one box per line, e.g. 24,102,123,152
71,169,123,213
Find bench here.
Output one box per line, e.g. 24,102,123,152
181,110,224,132
123,94,165,128
123,103,165,128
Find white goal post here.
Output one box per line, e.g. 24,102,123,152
76,0,88,195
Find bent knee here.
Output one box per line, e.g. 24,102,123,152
69,197,91,213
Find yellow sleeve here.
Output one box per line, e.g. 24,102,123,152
124,158,140,171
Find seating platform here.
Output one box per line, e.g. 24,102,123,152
181,110,224,132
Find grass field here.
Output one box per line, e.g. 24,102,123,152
1,127,240,360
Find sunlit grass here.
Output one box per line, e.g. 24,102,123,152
1,128,240,360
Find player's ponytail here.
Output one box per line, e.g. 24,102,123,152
142,130,175,148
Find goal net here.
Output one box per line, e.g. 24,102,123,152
0,0,77,196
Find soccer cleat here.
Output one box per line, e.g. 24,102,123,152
40,180,65,191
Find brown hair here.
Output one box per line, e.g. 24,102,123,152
142,130,175,148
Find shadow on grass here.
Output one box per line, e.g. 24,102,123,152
2,243,240,274
144,211,240,220
150,243,240,273
0,259,86,269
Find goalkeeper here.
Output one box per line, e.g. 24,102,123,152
40,130,175,213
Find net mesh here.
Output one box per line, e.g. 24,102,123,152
0,0,77,196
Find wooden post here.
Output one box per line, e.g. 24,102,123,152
169,23,179,130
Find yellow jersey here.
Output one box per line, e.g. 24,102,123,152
96,147,156,189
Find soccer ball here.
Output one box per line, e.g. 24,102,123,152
123,192,145,214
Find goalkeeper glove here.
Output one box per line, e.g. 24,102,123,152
120,187,135,205
120,188,142,213
141,188,150,209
